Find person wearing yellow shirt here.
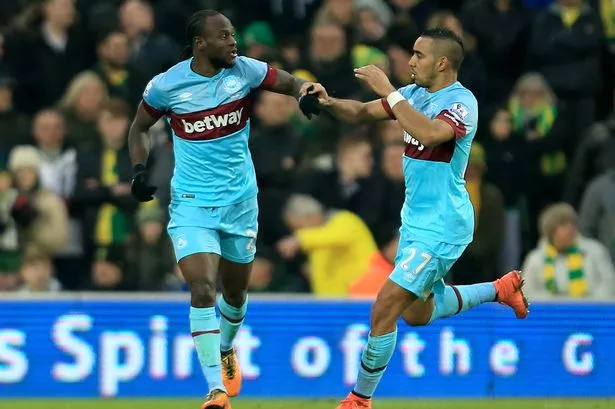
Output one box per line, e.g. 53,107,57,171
276,194,378,296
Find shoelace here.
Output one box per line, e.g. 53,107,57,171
222,355,236,379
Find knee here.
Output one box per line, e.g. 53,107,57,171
222,288,247,308
401,311,430,327
189,278,217,307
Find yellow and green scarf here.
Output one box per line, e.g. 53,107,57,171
599,0,615,45
509,99,566,176
95,149,128,246
544,243,588,297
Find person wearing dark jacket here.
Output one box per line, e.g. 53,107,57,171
527,0,603,136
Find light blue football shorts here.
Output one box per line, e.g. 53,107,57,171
167,195,258,264
389,226,468,301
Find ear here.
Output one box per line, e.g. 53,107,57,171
437,56,447,72
194,36,206,52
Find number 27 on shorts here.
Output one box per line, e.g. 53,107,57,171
400,248,432,277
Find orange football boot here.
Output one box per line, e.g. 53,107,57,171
200,389,231,409
335,392,372,409
221,349,242,397
494,270,529,318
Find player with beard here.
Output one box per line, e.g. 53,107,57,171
127,10,320,409
304,28,529,409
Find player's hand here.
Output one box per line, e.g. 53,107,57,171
131,164,157,202
298,84,322,119
354,65,396,97
300,82,328,100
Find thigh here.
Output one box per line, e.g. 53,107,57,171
219,258,252,305
167,204,222,263
390,239,464,301
219,196,258,264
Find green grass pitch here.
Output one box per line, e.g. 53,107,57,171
0,399,611,409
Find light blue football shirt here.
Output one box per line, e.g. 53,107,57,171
382,81,479,246
142,56,277,207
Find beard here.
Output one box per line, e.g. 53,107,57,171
211,55,236,69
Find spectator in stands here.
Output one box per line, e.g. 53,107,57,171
241,21,278,62
483,107,527,271
8,145,68,256
33,109,76,198
251,91,303,193
305,22,358,98
426,10,487,104
522,203,615,300
93,30,138,107
295,133,382,234
60,71,109,151
87,244,132,291
9,0,89,114
126,204,175,291
451,143,505,283
32,108,83,287
371,120,405,247
564,91,615,207
508,72,570,244
461,0,532,105
118,0,180,96
388,0,438,33
0,165,20,291
0,72,30,155
578,140,615,263
353,1,393,50
350,231,398,298
18,252,62,293
527,0,603,137
386,31,416,88
72,99,138,264
277,194,377,296
314,0,355,33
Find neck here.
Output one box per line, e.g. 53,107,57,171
428,72,457,93
44,21,67,37
105,140,124,151
337,162,356,183
190,56,222,77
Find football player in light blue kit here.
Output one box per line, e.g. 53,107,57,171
307,28,530,409
127,10,318,409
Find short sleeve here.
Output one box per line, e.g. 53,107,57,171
142,74,168,119
435,95,478,140
236,56,277,89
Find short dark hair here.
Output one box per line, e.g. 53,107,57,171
96,29,126,47
421,28,464,71
180,9,221,60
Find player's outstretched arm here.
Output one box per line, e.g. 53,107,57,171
354,65,458,147
261,66,389,123
320,97,390,125
128,102,159,167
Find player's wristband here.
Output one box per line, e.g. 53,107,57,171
386,91,405,109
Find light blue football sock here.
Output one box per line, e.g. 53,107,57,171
189,307,225,393
429,283,496,323
217,295,248,353
353,329,398,398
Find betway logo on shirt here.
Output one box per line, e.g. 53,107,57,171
182,107,244,133
169,95,251,141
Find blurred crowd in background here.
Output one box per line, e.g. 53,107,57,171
0,0,614,299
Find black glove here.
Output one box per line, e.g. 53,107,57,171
131,164,157,202
298,85,321,119
11,195,38,227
